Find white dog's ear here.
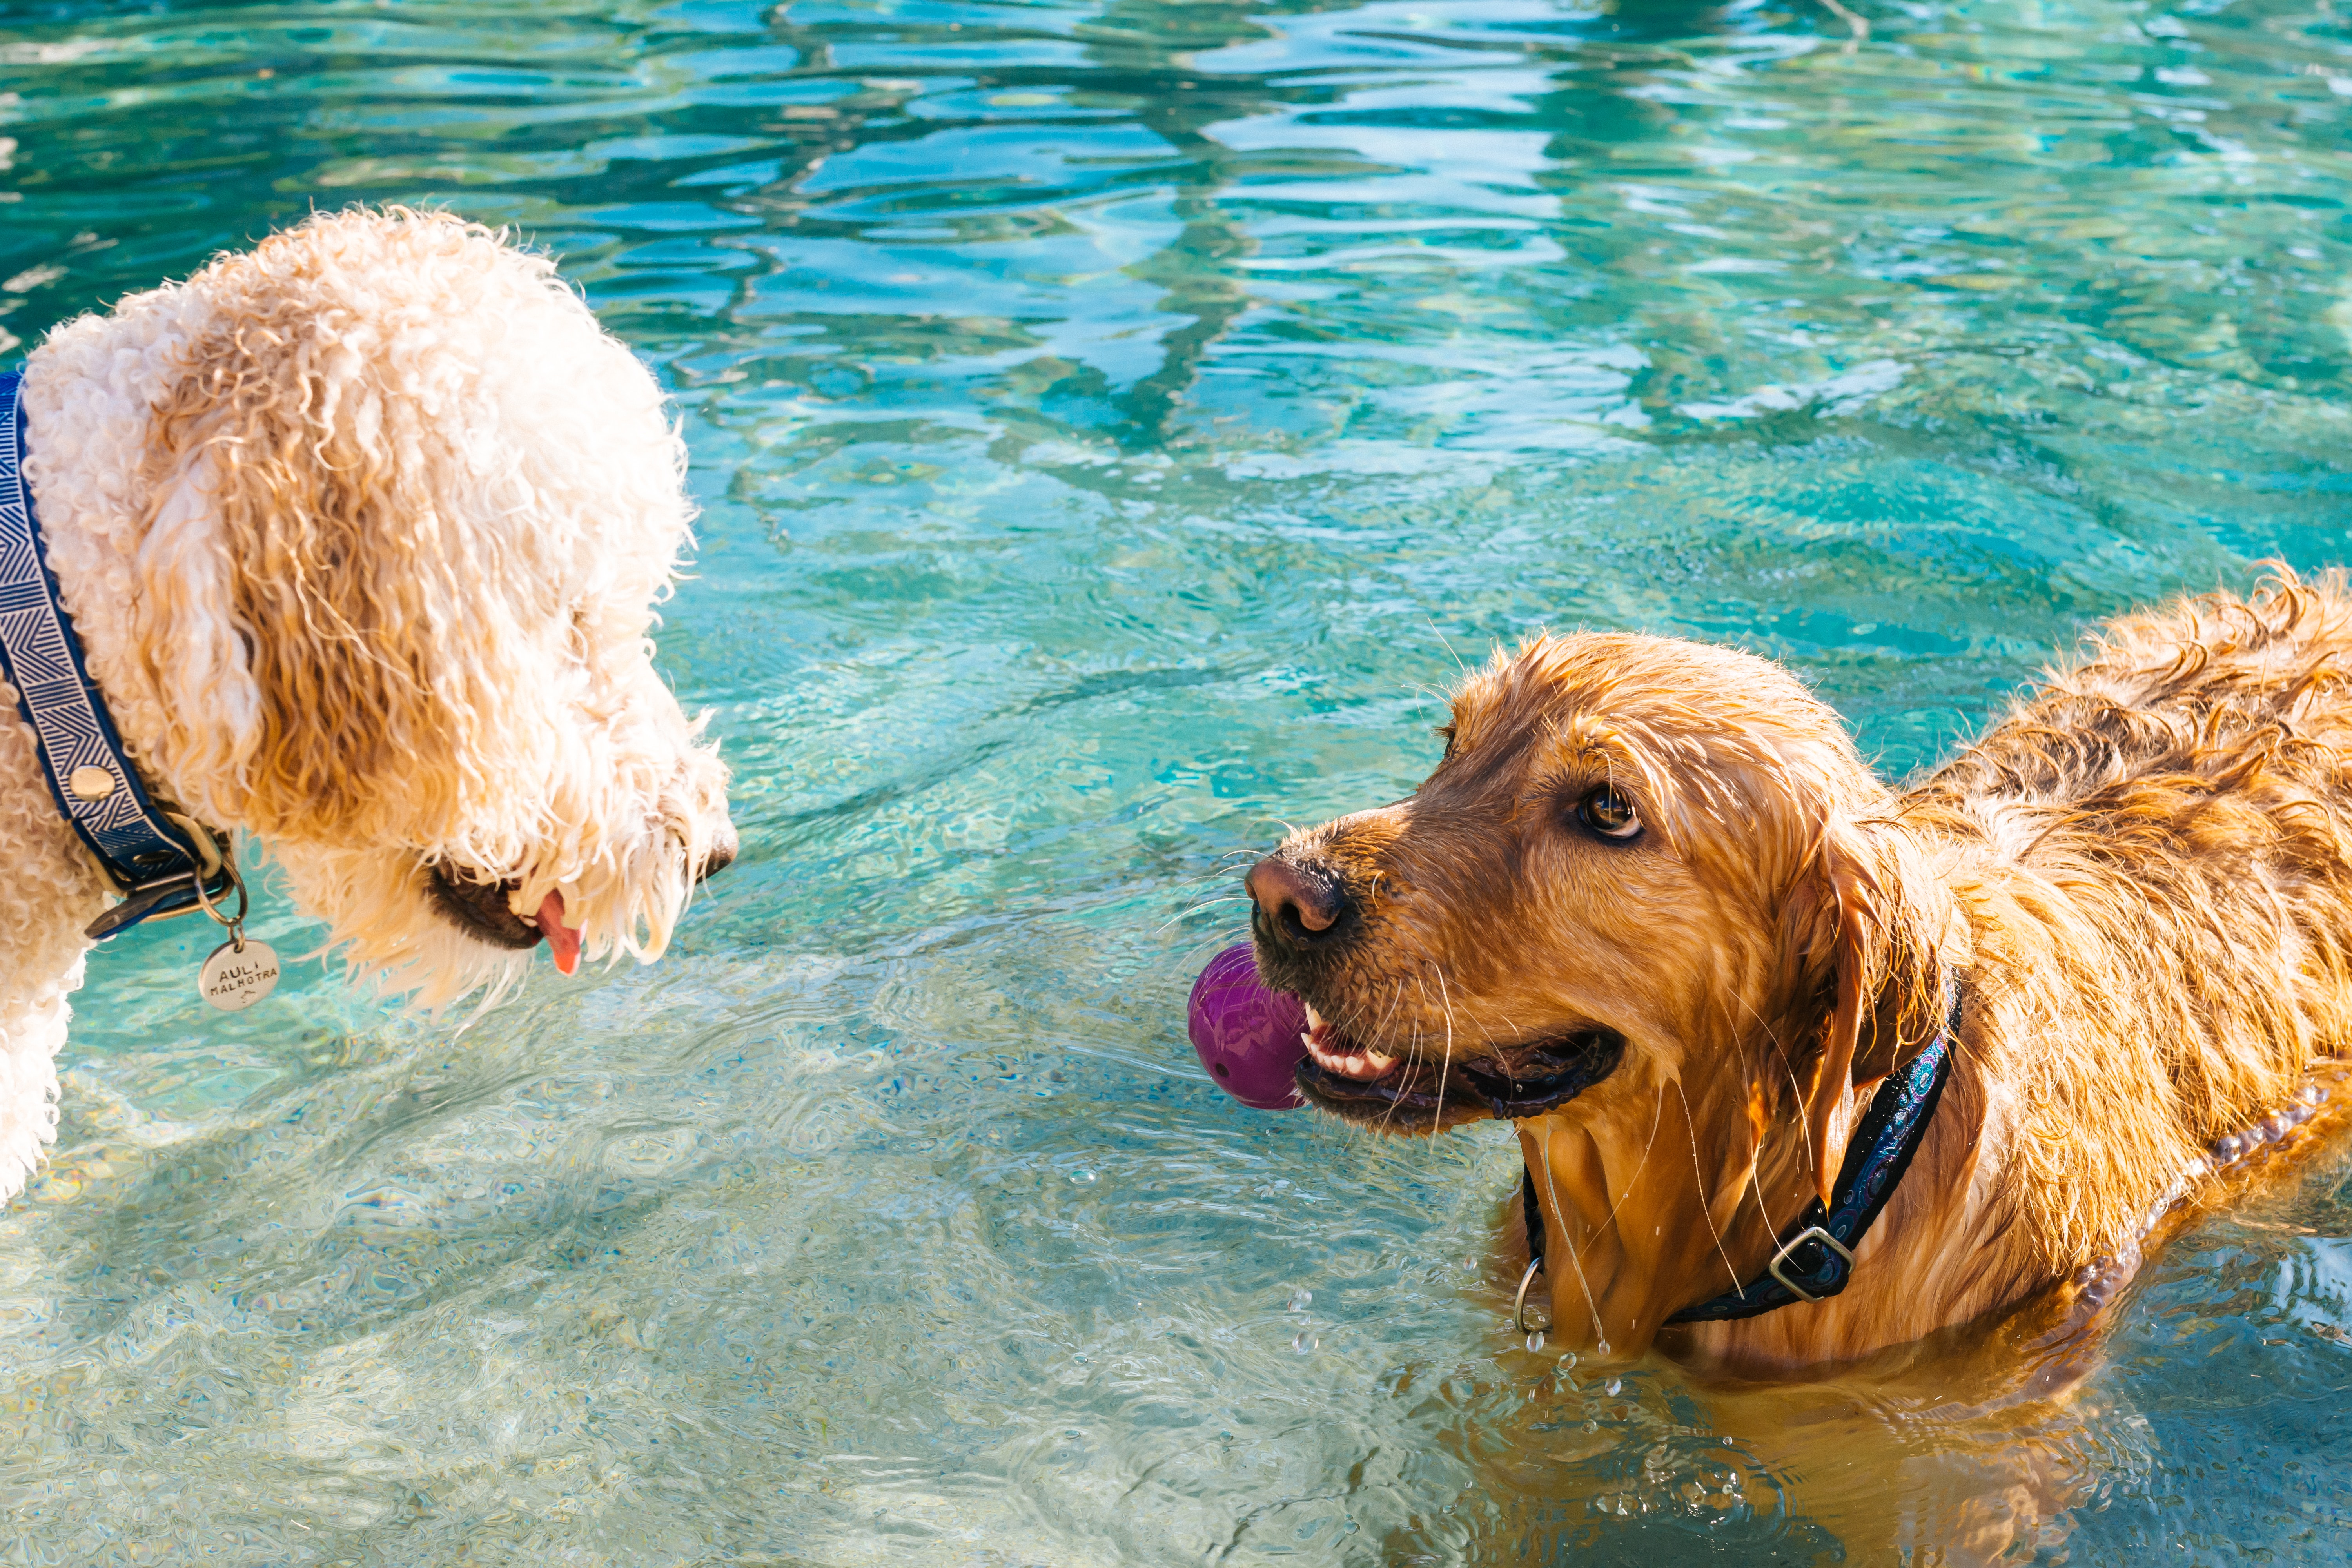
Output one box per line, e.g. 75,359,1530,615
1788,822,1938,1207
129,301,484,846
129,452,269,818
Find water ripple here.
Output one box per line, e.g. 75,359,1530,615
8,0,2352,1557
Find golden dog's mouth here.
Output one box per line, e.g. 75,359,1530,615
1294,1003,1625,1128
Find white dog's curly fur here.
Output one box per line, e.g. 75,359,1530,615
0,207,735,1198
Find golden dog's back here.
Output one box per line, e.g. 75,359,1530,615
1911,571,2352,840
1896,572,2352,1264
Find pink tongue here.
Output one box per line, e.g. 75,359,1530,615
534,893,581,976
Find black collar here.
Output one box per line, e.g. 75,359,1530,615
1519,985,1958,1327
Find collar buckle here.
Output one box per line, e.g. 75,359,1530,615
1661,983,1959,1327
1765,1223,1855,1304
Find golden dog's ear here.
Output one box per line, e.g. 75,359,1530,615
1788,824,1929,1208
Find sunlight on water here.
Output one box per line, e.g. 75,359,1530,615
5,0,2352,1558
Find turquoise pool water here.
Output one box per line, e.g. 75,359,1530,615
7,0,2352,1558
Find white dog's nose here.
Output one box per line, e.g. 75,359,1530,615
698,829,738,882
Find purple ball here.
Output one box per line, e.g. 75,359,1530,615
1189,943,1309,1111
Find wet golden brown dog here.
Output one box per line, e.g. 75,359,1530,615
1247,572,2352,1376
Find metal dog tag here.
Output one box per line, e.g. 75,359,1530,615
199,937,280,1011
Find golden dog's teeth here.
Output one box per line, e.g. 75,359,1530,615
1367,1051,1396,1071
1303,1002,1324,1029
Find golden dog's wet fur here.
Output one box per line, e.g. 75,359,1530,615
1259,571,2352,1375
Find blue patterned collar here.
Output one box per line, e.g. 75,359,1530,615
1664,985,1959,1324
0,369,233,940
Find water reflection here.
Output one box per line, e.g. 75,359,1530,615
6,0,2352,1558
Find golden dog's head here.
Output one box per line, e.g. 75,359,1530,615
1248,633,1953,1356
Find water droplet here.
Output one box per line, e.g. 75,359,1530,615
1070,1169,1097,1183
1723,1436,1737,1446
1595,1338,1611,1356
2214,1134,2244,1162
1558,1352,1578,1372
1525,1330,1546,1353
1287,1288,1312,1312
1605,1377,1622,1395
1292,1331,1319,1354
2303,1082,2328,1107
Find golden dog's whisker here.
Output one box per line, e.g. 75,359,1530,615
1425,616,1470,680
1170,860,1261,901
1672,1076,1743,1295
1372,1062,1403,1136
1171,930,1246,968
1372,1024,1420,1137
1460,985,1519,1068
1423,965,1458,1139
1535,1130,1607,1349
1728,985,1813,1178
1332,992,1388,1059
1714,990,1795,1255
1739,1143,1775,1261
1374,978,1406,1049
1577,1082,1666,1268
1162,907,1251,931
1169,871,1250,899
1156,895,1252,933
1408,681,1456,713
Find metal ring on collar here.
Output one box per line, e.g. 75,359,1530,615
1764,1223,1856,1304
1513,1258,1546,1334
161,812,225,881
187,854,248,936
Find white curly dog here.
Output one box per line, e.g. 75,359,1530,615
0,207,735,1199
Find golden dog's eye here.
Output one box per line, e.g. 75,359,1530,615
1575,786,1641,841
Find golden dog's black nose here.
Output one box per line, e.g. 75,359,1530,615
1247,857,1347,946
